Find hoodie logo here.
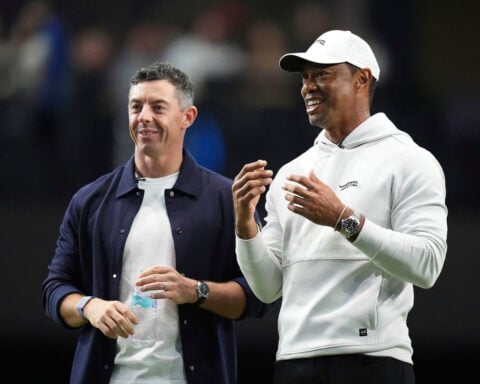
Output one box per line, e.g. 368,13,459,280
316,38,325,46
339,181,358,191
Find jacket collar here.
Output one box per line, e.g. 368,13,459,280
116,149,201,198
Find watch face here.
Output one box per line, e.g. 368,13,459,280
344,218,359,235
195,281,209,305
198,281,209,298
341,214,361,237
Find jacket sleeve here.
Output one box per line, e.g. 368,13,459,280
42,194,84,327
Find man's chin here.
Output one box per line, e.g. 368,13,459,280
308,117,323,128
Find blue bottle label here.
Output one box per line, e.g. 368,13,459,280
132,293,157,309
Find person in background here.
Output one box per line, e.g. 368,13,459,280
43,61,268,384
56,26,116,194
233,30,447,384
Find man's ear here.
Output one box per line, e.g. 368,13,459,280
183,105,198,129
357,68,372,88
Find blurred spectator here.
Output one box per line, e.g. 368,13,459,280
237,19,298,110
290,2,335,48
0,15,17,102
161,1,248,104
0,0,69,196
56,27,116,194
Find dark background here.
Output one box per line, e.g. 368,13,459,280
1,0,479,383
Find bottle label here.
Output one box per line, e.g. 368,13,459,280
131,292,157,310
130,289,157,348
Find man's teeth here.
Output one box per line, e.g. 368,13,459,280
306,99,321,112
307,99,320,107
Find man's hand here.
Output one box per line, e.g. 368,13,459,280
232,160,273,239
282,170,345,227
84,298,137,339
137,267,247,320
136,266,198,304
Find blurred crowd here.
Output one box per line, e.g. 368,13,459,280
0,0,476,210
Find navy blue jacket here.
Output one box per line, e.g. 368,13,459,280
42,149,269,384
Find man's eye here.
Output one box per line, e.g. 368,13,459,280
302,72,325,81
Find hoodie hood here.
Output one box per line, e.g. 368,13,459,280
314,113,414,151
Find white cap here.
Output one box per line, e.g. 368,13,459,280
279,30,380,80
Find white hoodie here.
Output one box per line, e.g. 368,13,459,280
236,113,447,364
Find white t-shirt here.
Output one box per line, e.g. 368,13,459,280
110,173,187,383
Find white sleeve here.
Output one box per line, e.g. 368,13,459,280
354,148,448,289
236,232,283,303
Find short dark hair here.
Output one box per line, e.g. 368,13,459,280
130,61,195,110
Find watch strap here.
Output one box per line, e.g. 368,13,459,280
76,296,94,319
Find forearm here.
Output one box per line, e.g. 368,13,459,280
200,281,246,320
59,293,90,328
235,216,259,239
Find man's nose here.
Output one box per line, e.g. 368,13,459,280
302,78,318,95
138,106,153,121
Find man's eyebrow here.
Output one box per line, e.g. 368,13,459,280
129,98,169,105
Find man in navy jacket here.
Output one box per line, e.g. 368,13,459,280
43,62,268,384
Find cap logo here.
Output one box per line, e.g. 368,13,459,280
315,38,325,46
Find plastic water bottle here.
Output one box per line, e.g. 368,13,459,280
129,286,157,348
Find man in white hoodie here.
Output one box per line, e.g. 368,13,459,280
232,30,447,383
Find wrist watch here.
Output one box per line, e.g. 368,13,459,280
195,280,210,305
339,212,362,239
76,296,94,319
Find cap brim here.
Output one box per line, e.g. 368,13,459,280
279,52,342,72
279,53,311,72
